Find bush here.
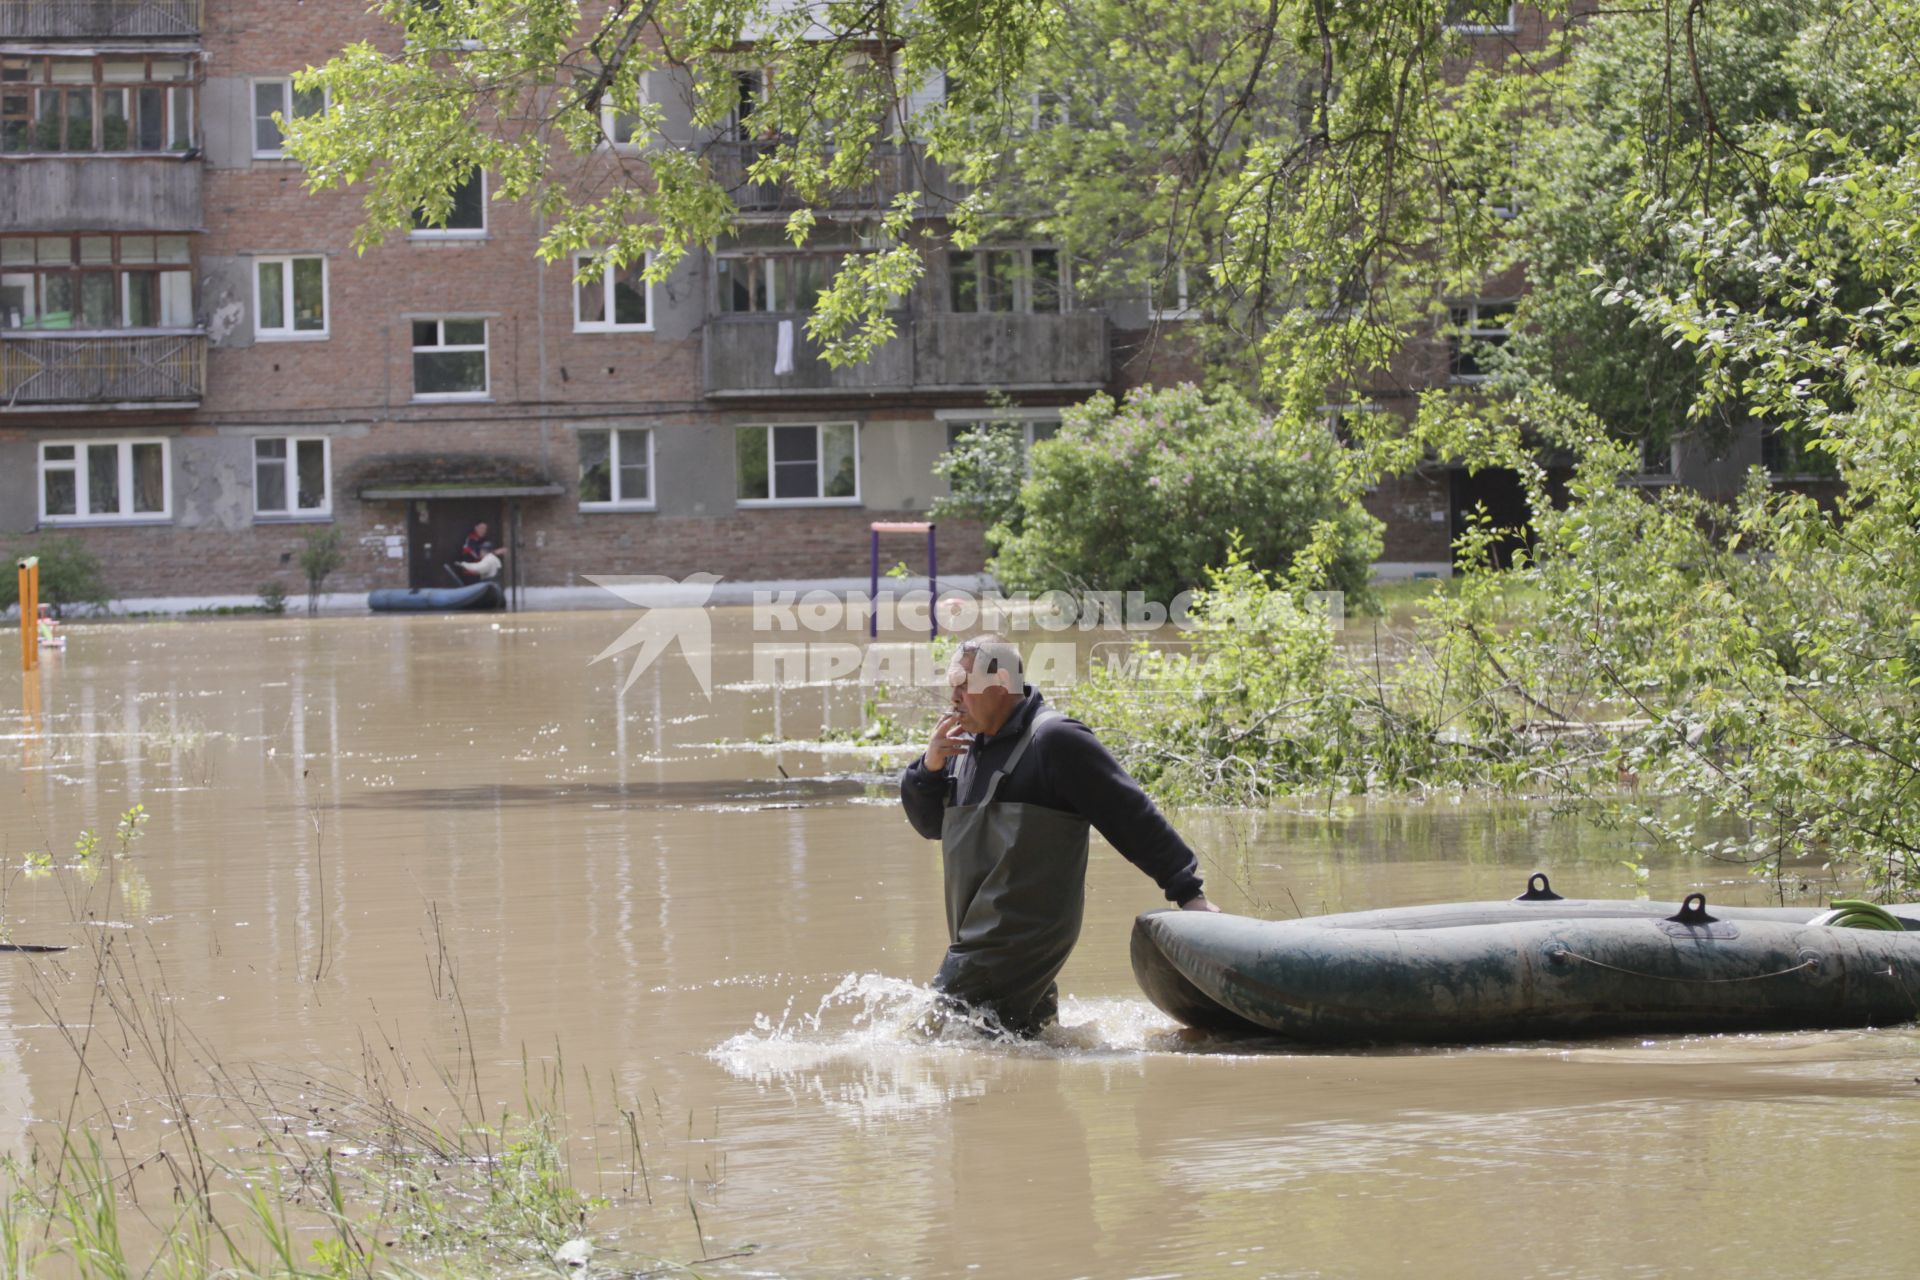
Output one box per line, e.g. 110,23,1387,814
0,535,110,613
297,528,346,615
988,385,1382,606
257,581,289,614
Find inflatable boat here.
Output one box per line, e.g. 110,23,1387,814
367,582,501,612
1132,875,1920,1044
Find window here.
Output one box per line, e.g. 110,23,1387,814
599,71,647,148
1760,426,1838,480
410,171,486,237
1444,2,1517,33
574,251,651,331
254,255,327,339
944,417,1059,452
713,253,846,314
1,234,192,331
411,318,488,399
715,255,779,313
1,55,194,154
1447,301,1514,382
1149,263,1196,321
253,436,331,517
947,247,1066,313
251,77,325,158
578,427,654,507
39,439,169,523
730,70,764,142
736,423,858,504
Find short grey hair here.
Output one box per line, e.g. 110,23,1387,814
958,633,1024,683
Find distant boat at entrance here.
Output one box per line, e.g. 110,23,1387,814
367,582,502,612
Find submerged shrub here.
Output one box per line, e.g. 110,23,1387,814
1,534,110,613
988,384,1382,606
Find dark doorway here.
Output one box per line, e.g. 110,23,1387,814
408,498,503,589
1449,467,1532,570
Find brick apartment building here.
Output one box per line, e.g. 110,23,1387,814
0,2,1800,607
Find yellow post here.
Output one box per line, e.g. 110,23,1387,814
18,556,37,674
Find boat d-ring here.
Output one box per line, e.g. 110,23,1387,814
1666,893,1718,925
1515,872,1564,902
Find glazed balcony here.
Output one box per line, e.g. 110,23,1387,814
703,311,1110,398
0,0,201,38
1,331,205,408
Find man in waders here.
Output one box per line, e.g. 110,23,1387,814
900,634,1218,1035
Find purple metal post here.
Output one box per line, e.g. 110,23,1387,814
869,527,881,638
927,524,938,639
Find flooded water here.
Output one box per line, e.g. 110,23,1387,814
5,610,1919,1278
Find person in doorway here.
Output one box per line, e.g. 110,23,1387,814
456,541,505,582
458,522,489,562
899,634,1219,1035
452,522,493,583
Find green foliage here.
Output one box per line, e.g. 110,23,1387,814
257,581,289,615
931,420,1028,537
296,529,346,615
1,535,109,613
1069,540,1567,806
989,385,1381,605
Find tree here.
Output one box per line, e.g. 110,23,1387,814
989,385,1380,605
298,529,346,615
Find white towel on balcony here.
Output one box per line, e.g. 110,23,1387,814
774,319,796,376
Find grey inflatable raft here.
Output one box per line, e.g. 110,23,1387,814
367,582,501,612
1132,875,1920,1043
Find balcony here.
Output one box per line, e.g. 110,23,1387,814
704,312,1110,398
0,0,200,38
0,157,201,234
2,331,205,409
707,141,947,217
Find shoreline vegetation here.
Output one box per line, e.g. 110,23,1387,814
0,812,740,1279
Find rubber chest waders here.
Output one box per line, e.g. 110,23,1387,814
934,707,1091,1033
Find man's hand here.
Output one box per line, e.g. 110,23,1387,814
1179,894,1220,912
923,712,971,773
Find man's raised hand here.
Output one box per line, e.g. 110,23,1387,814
924,712,971,773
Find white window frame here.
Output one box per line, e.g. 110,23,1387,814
599,71,648,150
252,434,333,518
736,422,861,507
1447,300,1515,384
1626,438,1680,486
938,409,1060,453
572,250,654,332
249,76,326,159
577,426,656,510
1444,3,1518,34
1148,263,1197,321
252,254,330,341
408,171,488,240
38,437,172,524
410,317,490,402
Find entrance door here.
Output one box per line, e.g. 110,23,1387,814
408,498,503,588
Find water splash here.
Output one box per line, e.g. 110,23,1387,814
711,971,1251,1099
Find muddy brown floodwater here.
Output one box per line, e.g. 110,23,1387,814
4,610,1920,1278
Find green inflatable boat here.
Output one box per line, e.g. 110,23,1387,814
1132,874,1920,1044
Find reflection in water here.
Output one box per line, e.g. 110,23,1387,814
2,611,1919,1278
